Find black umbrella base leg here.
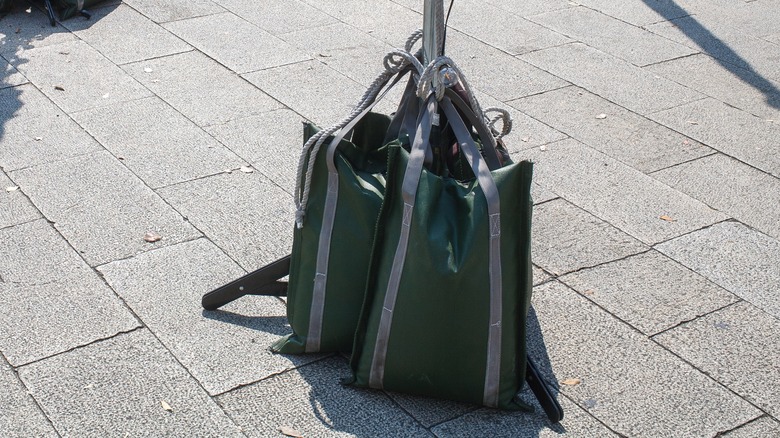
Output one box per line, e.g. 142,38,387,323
202,255,291,310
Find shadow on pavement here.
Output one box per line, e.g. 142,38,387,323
643,0,780,109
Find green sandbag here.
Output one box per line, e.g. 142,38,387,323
271,112,398,354
55,0,106,20
350,96,535,410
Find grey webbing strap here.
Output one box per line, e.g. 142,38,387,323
443,88,502,170
440,98,504,408
305,70,411,352
369,95,438,389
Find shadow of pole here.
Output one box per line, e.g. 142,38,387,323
642,0,780,109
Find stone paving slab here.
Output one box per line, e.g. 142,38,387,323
164,12,310,75
431,396,619,437
447,0,573,56
531,199,648,275
0,84,103,171
300,0,421,47
649,97,780,177
560,250,738,336
652,153,780,240
222,0,337,36
656,221,780,320
646,53,780,121
722,416,780,437
217,356,432,437
124,50,283,127
157,170,295,271
574,0,689,26
0,357,57,438
204,108,304,193
482,0,575,17
243,59,364,128
516,138,727,244
10,150,201,266
520,42,704,115
1,57,26,88
0,8,77,56
688,0,780,41
17,329,244,437
647,16,780,83
8,39,152,114
0,170,39,229
386,391,476,428
528,6,696,67
531,281,761,437
280,22,392,87
72,96,245,189
98,238,323,396
0,220,139,365
654,301,780,417
508,86,713,173
445,29,569,101
122,0,225,23
62,4,191,65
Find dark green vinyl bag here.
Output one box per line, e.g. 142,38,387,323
350,94,535,410
55,0,105,20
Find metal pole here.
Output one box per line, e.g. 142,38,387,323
422,0,440,65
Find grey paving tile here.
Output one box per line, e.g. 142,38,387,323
0,8,77,56
8,39,152,113
721,416,780,437
647,16,780,83
122,0,225,23
300,0,421,46
386,392,476,428
98,238,321,395
204,108,303,192
217,356,432,437
531,181,557,205
531,281,761,437
574,0,689,26
520,42,704,115
432,396,619,437
533,265,551,285
560,250,738,335
1,57,26,88
516,138,727,244
0,220,139,365
656,221,780,320
531,199,648,275
157,171,295,271
688,1,780,41
222,0,337,36
528,7,695,66
62,4,191,65
125,51,282,127
243,59,364,127
0,357,58,438
765,32,780,45
482,0,575,17
650,97,780,177
72,96,244,189
444,30,569,101
653,154,780,240
646,53,780,121
280,22,391,87
0,170,39,229
9,151,201,266
164,12,310,75
473,90,568,153
436,0,573,55
17,330,243,437
654,301,780,417
0,84,103,171
509,86,713,173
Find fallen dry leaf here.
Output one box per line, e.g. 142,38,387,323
6,186,19,192
561,378,581,386
54,85,65,91
539,144,547,151
161,400,173,412
279,426,303,437
15,27,21,34
143,231,162,243
659,215,677,222
595,113,607,119
682,139,690,145
34,136,42,141
143,67,154,73
583,289,595,296
521,136,530,143
239,166,254,173
686,120,698,125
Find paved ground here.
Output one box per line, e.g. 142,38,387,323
2,0,779,436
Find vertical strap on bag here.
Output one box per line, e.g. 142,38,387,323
369,95,438,389
440,98,504,408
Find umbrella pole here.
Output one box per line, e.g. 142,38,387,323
422,0,442,64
